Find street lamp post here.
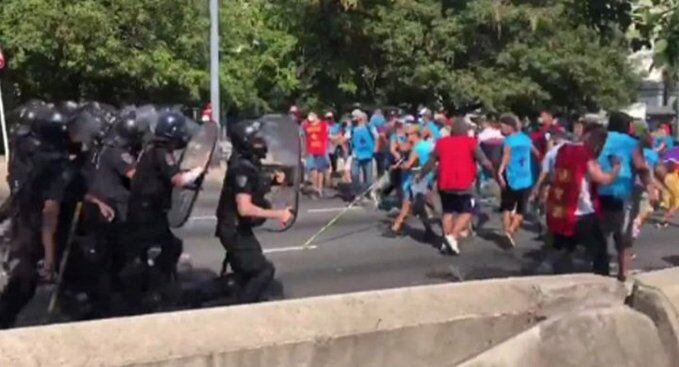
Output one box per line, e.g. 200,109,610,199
209,0,220,126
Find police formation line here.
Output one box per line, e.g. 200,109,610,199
0,101,293,328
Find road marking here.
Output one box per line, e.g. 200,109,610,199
189,207,362,221
307,207,362,214
264,245,317,254
190,216,217,221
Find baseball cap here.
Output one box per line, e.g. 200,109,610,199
351,109,367,121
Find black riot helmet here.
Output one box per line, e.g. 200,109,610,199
31,106,70,148
229,119,268,160
69,109,106,146
111,110,148,149
154,111,190,149
58,101,80,119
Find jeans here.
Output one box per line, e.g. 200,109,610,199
374,152,390,177
351,158,374,196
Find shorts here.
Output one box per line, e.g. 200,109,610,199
306,155,329,172
404,174,432,201
439,191,475,214
500,188,530,215
662,172,679,210
599,196,635,250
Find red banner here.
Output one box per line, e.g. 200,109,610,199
0,47,5,70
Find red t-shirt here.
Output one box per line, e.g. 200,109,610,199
303,120,328,156
435,136,477,191
531,124,564,157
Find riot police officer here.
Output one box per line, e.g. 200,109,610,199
0,104,74,328
121,111,203,311
216,119,292,303
66,110,147,317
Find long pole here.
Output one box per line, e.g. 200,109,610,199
0,81,8,165
209,0,220,126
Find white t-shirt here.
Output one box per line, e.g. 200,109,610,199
478,128,504,142
541,142,565,173
575,174,595,216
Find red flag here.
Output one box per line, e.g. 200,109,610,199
0,47,5,70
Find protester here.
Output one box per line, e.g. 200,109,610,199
302,112,329,198
545,124,621,275
435,113,450,137
531,109,564,158
289,105,302,124
654,123,674,155
419,108,441,143
597,112,655,281
388,124,434,238
419,118,495,254
372,116,409,207
529,130,569,236
325,111,340,188
572,118,586,142
478,117,504,142
498,113,537,247
632,135,663,237
659,160,679,228
371,109,391,177
344,109,378,199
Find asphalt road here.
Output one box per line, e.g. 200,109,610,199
14,177,679,326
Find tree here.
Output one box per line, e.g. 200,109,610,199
0,0,298,115
628,0,679,105
279,0,641,115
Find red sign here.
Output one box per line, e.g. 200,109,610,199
0,47,5,70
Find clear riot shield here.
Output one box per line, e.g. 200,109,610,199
258,114,302,232
167,120,219,228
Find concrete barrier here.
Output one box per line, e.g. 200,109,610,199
630,267,679,366
0,274,624,367
457,306,670,367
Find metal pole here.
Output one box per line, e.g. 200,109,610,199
0,81,9,165
209,0,220,126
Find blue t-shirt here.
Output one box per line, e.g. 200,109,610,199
369,114,386,130
654,136,674,151
351,125,375,161
643,148,659,169
420,120,440,142
328,123,341,137
598,131,638,199
503,132,533,190
413,140,433,167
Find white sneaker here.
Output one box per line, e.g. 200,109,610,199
444,235,460,255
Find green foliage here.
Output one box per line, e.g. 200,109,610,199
280,0,640,114
629,0,679,78
0,0,647,116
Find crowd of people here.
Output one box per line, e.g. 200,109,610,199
292,104,679,281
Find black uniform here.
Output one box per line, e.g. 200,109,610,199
66,144,135,315
0,146,72,328
125,144,183,282
216,153,275,303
